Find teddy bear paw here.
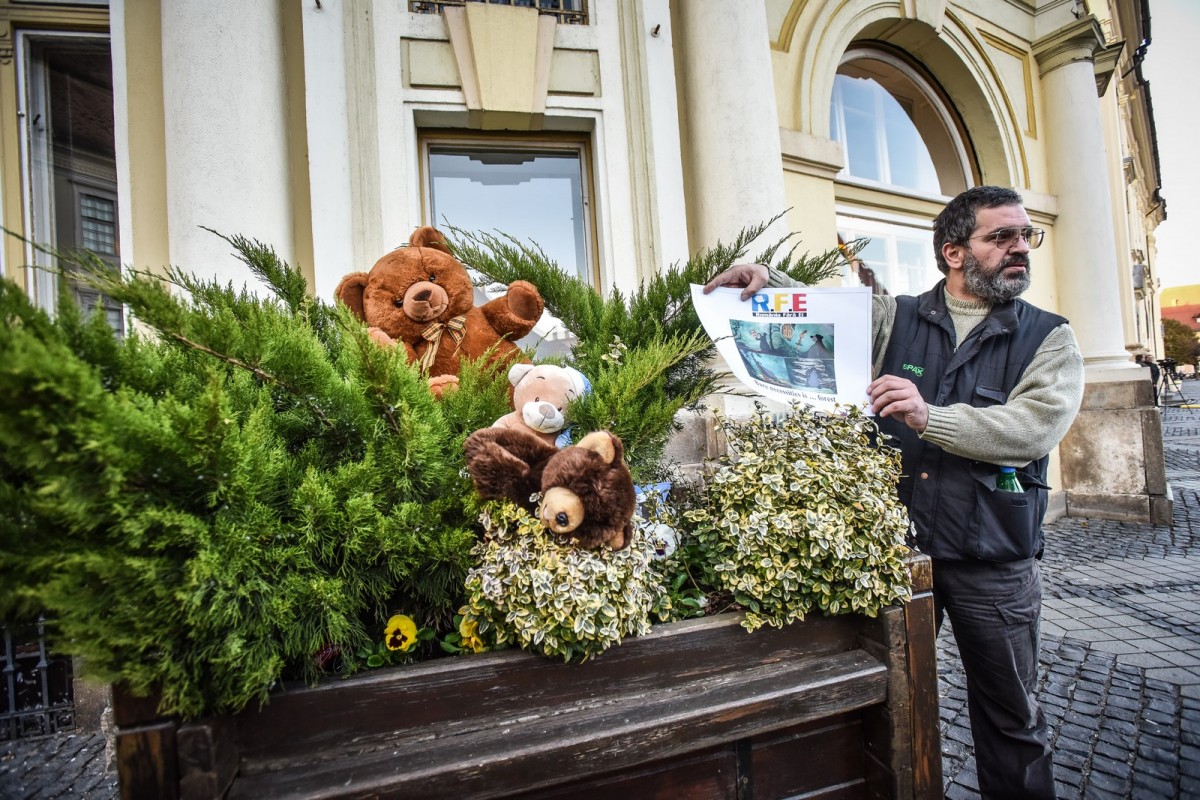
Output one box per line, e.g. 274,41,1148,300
368,327,397,348
428,374,460,398
506,280,545,324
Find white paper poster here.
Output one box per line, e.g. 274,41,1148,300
690,284,873,414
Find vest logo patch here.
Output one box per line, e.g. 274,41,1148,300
902,363,924,378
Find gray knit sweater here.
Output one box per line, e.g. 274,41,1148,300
765,267,1084,468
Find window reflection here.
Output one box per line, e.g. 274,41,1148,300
831,50,970,297
428,147,591,284
21,35,123,335
829,53,967,197
839,221,938,297
831,73,940,194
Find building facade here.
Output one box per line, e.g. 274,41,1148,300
0,0,1169,522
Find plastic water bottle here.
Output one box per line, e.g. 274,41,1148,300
996,466,1024,493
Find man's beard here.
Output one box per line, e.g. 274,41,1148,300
961,251,1031,304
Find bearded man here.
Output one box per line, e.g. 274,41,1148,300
705,186,1084,799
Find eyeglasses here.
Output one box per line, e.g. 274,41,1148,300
968,227,1044,249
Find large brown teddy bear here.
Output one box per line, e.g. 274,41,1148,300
335,226,544,396
463,427,636,550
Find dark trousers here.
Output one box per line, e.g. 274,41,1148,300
932,557,1055,800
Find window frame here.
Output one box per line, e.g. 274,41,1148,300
831,46,973,199
830,45,976,296
15,29,123,334
419,130,599,288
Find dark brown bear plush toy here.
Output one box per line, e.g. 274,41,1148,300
463,427,636,550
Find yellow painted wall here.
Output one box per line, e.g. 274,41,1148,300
114,0,170,274
1162,285,1200,306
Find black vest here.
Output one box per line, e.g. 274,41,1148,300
877,281,1067,562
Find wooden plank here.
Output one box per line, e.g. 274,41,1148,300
111,682,164,728
749,714,866,799
116,720,179,800
233,612,861,767
904,575,941,799
228,649,888,800
857,605,911,799
518,744,739,800
905,552,933,595
177,717,238,800
861,550,939,800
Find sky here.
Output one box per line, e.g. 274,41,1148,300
1142,0,1200,291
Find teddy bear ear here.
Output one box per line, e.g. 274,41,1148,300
564,366,590,398
508,362,535,387
575,431,622,465
334,273,370,321
409,226,452,255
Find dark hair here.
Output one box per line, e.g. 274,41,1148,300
932,186,1023,274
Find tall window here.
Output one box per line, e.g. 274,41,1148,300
424,136,595,355
830,49,971,295
18,34,122,334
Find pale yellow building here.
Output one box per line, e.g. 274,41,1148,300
0,0,1171,523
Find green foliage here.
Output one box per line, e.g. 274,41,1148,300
459,501,664,661
0,221,907,715
681,404,912,632
0,240,512,718
446,218,846,480
1162,318,1200,367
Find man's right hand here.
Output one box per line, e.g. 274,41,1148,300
703,263,770,301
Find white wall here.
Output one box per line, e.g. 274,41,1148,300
159,0,294,291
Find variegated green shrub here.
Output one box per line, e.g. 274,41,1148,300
682,404,912,632
459,501,666,661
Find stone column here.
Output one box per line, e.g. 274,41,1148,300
159,0,295,290
673,1,789,251
1034,18,1132,373
1035,18,1170,525
666,2,794,466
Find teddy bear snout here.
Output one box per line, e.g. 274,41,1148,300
402,281,450,322
540,486,583,534
522,401,564,433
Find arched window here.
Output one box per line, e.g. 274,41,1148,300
830,48,972,296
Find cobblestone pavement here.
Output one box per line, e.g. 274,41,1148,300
3,383,1199,800
0,729,116,800
941,377,1200,800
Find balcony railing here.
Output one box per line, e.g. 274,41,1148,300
409,0,588,25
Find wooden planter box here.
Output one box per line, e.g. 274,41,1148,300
113,554,939,799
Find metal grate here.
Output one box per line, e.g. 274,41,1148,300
1,617,76,741
409,0,588,25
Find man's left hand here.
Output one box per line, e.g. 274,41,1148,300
868,375,929,433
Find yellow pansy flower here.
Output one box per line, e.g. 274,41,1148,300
459,613,487,654
384,614,418,652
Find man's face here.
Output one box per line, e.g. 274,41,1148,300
946,204,1033,304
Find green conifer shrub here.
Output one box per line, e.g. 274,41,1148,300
0,239,511,718
0,223,875,718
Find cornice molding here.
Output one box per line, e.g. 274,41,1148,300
779,128,843,180
1032,16,1124,96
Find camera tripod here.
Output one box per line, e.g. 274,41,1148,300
1158,365,1184,406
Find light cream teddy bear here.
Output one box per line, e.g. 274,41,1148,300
491,363,589,447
